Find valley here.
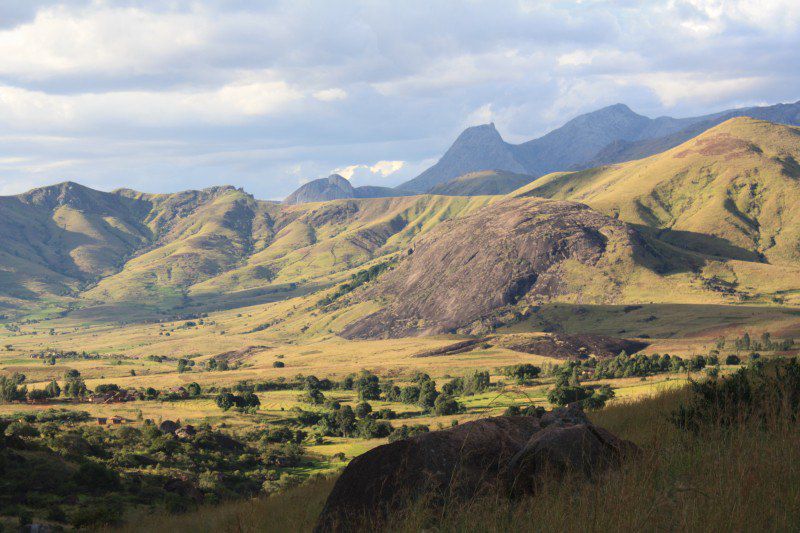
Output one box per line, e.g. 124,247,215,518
0,115,799,531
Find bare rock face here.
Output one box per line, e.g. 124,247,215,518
342,197,665,339
314,416,542,532
506,423,638,496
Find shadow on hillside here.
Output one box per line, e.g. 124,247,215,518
67,281,332,325
632,224,764,264
500,302,800,340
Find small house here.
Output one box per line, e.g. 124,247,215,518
97,417,107,425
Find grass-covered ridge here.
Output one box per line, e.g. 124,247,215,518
513,117,800,266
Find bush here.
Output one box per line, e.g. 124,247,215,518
671,358,800,431
73,462,120,492
725,354,741,365
273,361,285,368
434,395,463,416
355,402,372,419
388,424,429,443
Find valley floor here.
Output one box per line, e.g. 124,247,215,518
0,295,798,529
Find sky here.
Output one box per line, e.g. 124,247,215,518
0,0,798,200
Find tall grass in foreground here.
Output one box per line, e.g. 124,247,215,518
120,365,800,532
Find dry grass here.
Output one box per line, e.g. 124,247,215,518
128,379,800,532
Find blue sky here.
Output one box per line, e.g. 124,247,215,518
0,0,798,200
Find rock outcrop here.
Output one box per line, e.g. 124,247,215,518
342,197,670,339
315,405,637,532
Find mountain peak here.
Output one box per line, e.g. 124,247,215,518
455,122,504,144
284,174,355,205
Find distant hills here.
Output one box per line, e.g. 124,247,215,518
284,174,413,205
398,100,800,193
429,170,534,196
0,181,494,316
2,113,800,337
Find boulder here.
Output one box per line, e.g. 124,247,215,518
506,423,639,496
314,416,542,532
539,402,590,427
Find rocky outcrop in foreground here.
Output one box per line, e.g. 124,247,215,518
314,404,637,532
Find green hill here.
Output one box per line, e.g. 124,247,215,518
512,117,800,265
0,183,495,317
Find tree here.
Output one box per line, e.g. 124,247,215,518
94,383,120,394
241,392,261,411
334,405,356,437
547,384,592,407
355,371,381,400
381,382,401,402
507,364,542,384
177,359,189,373
300,388,325,405
273,361,285,368
725,354,741,365
355,401,372,419
417,379,439,410
45,380,61,398
27,389,51,401
4,344,11,351
187,382,202,397
400,385,420,404
216,392,235,411
0,376,27,403
463,370,490,395
434,395,463,416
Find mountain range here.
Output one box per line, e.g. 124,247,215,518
396,100,800,193
2,112,800,339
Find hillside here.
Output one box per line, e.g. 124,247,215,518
429,170,535,196
399,101,800,193
284,174,413,204
0,183,496,317
512,117,800,265
341,197,703,339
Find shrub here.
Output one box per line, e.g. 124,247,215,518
725,354,741,365
355,401,372,419
434,395,463,416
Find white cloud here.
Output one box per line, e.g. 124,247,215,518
0,76,304,129
369,160,404,176
0,5,208,79
621,72,767,108
313,88,348,101
333,160,405,181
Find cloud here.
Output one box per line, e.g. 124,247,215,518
0,5,208,80
333,160,405,182
0,1,797,200
0,76,304,129
313,88,348,102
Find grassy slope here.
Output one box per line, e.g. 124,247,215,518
0,182,495,318
513,118,800,265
